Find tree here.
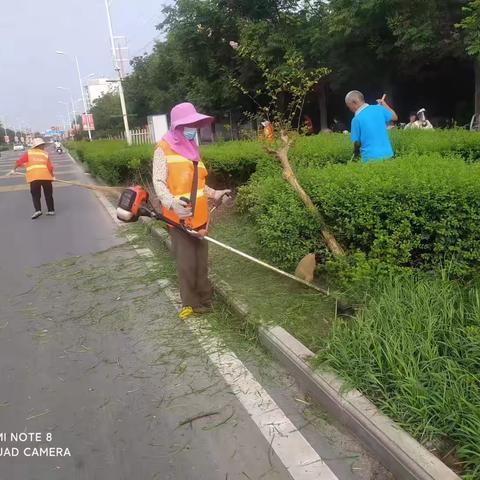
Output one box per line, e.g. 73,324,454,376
326,0,467,102
458,0,480,117
90,92,124,137
231,43,344,255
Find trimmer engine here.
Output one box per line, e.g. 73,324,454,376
116,186,149,222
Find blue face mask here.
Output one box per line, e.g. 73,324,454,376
184,127,197,141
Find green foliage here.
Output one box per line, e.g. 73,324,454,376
231,42,330,131
391,129,480,161
200,141,269,184
89,93,125,137
67,139,266,185
67,141,152,185
457,0,480,57
315,272,480,478
238,173,326,269
240,153,480,275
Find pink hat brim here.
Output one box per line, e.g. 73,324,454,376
172,112,214,130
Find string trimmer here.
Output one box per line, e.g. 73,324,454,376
116,186,330,296
8,171,122,193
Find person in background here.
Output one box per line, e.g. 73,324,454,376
9,137,55,219
261,120,274,143
153,102,230,320
404,112,419,129
303,115,314,135
405,109,434,129
345,90,398,162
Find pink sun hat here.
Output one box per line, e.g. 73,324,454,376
170,102,214,130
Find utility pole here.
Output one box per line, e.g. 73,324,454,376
104,0,131,145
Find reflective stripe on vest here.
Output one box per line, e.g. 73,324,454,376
157,140,208,230
25,149,53,183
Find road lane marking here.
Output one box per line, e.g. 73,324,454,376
0,170,83,180
0,183,73,193
123,233,340,480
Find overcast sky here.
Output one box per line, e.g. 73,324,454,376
0,0,171,131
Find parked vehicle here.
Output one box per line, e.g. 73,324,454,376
13,143,24,151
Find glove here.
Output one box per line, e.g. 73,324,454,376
171,199,192,219
213,189,231,202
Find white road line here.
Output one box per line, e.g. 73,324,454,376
132,243,340,480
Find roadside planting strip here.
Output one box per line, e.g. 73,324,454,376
125,232,340,480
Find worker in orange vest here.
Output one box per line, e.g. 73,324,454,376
10,138,55,219
261,120,274,143
153,103,230,320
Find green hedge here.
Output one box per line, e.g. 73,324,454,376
67,140,152,185
239,154,480,274
67,130,480,186
200,141,268,184
391,129,480,162
67,140,265,185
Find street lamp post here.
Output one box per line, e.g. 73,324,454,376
57,87,78,131
58,101,73,135
56,51,94,141
104,0,132,145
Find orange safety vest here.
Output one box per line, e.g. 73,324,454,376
264,124,274,143
158,140,209,230
25,149,53,183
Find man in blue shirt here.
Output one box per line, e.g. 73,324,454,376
345,90,398,163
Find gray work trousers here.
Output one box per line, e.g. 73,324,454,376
170,227,212,308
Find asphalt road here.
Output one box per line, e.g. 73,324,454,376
0,146,392,480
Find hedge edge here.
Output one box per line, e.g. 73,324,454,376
147,223,460,480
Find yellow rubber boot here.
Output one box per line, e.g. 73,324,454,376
179,306,193,320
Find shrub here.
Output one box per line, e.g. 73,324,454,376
290,133,352,167
67,141,152,185
315,273,480,478
240,154,480,274
68,139,265,186
200,141,269,184
390,129,480,162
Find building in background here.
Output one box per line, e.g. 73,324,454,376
85,78,119,108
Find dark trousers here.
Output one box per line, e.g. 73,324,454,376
170,228,212,308
30,180,54,212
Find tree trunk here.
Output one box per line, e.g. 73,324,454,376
317,83,328,131
475,58,480,118
274,132,345,256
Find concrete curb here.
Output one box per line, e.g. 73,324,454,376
147,222,460,480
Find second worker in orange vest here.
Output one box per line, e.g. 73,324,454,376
11,138,55,220
153,103,230,320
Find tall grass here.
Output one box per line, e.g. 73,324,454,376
316,273,480,478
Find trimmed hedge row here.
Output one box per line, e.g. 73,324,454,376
67,140,265,185
239,154,480,275
67,130,480,186
67,140,152,185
